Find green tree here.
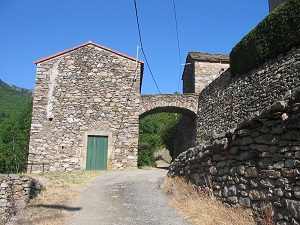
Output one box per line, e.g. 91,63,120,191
138,112,181,168
0,101,32,173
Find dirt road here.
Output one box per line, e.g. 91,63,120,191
67,169,190,225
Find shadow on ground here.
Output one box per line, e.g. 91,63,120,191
29,204,81,211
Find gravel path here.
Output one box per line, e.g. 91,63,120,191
67,169,190,225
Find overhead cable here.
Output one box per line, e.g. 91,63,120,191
133,0,161,94
172,0,183,93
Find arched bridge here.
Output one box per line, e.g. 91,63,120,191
139,94,199,119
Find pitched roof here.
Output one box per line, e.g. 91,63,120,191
188,52,229,63
34,41,144,64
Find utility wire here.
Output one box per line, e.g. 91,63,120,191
133,0,161,94
172,0,183,93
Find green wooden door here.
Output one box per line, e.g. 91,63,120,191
86,136,108,170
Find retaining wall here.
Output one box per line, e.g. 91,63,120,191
0,174,41,224
170,96,300,224
196,46,300,143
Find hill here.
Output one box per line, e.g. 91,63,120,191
0,79,32,119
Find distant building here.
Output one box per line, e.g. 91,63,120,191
182,52,229,94
269,0,286,12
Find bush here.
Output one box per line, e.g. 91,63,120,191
230,0,300,75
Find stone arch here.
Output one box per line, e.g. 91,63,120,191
139,94,198,118
138,93,199,160
139,106,196,119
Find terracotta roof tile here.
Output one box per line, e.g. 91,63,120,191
34,41,144,64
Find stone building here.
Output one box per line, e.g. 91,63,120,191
171,52,229,158
28,41,143,172
28,41,225,172
182,52,229,94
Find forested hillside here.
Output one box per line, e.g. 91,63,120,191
0,80,33,173
0,79,32,118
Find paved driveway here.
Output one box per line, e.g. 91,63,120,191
67,169,190,225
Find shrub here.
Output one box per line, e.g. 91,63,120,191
230,0,300,75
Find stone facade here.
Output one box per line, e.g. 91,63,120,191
182,52,229,94
28,42,143,172
196,46,300,144
170,96,300,225
0,175,41,224
28,42,201,172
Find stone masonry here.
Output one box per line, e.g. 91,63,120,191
196,46,300,143
28,42,199,172
172,52,229,158
0,174,41,224
170,95,300,225
28,42,143,172
139,94,198,118
170,46,300,224
182,52,229,94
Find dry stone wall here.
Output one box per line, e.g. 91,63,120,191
0,174,41,224
29,43,142,172
170,96,300,225
196,46,300,143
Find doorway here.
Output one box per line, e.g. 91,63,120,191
86,136,108,170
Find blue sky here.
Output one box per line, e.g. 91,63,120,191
0,1,268,94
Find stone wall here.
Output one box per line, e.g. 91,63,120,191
196,46,300,144
169,96,300,225
0,174,41,224
170,115,196,159
28,42,143,172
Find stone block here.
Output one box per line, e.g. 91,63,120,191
285,159,300,168
249,190,261,200
286,199,300,219
239,197,251,207
254,134,280,145
244,167,258,178
260,178,275,188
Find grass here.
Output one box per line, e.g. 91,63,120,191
11,170,106,225
161,176,256,225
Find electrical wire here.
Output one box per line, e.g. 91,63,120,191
133,0,161,94
172,0,183,93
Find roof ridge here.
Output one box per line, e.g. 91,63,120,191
34,41,144,64
188,51,229,62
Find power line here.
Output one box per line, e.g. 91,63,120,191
172,0,183,93
133,0,161,94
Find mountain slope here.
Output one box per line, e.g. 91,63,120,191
0,79,32,118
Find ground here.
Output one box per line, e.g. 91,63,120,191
67,169,190,225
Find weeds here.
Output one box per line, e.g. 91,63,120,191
161,176,256,225
10,170,106,225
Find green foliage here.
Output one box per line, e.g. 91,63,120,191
0,83,33,173
0,101,32,173
230,0,300,75
138,113,181,168
0,80,32,118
